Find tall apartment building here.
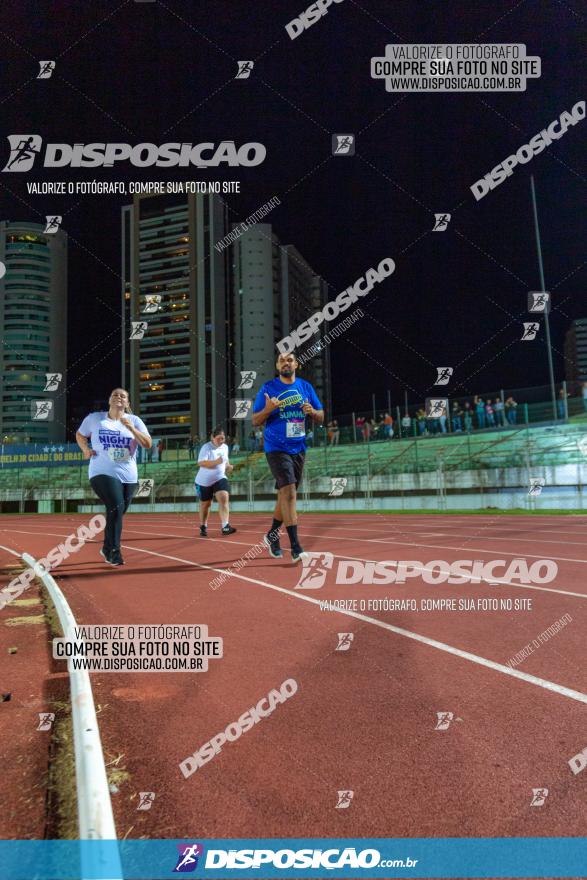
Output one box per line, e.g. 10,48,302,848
232,224,283,397
121,193,229,442
564,318,587,391
232,227,331,411
0,220,67,443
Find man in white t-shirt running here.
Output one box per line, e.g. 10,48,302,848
195,427,237,537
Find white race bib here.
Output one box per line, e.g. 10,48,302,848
286,420,305,438
107,447,131,462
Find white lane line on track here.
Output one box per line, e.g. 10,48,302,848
120,542,587,707
122,525,587,601
98,519,587,565
2,526,587,602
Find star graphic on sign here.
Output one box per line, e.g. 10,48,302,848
43,446,49,453
50,445,57,452
58,446,64,452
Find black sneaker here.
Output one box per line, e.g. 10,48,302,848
200,525,208,537
221,524,237,535
99,548,114,565
109,549,124,567
264,531,283,559
291,545,308,564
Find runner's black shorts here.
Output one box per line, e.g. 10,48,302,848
195,478,229,502
266,451,305,489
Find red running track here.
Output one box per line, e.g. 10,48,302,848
1,511,586,848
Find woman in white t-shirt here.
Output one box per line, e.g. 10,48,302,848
196,426,236,537
76,388,151,567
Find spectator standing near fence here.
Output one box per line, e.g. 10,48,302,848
355,416,365,441
583,382,587,413
505,396,518,424
475,396,485,429
494,398,505,426
401,412,411,436
416,408,426,435
451,402,462,432
485,400,495,428
463,402,473,431
558,387,568,420
383,412,394,439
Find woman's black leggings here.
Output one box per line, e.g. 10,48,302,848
90,475,138,554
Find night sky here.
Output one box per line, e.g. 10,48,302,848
1,0,585,426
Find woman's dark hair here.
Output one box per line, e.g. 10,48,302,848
211,426,225,437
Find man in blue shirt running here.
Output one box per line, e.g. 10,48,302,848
253,352,324,562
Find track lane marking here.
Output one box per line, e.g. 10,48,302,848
118,542,587,707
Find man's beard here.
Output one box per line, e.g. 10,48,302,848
279,367,293,377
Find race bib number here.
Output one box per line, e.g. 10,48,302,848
107,447,130,462
286,420,305,438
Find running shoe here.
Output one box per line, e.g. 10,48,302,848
99,548,113,564
264,532,283,559
109,549,124,567
221,525,237,535
291,545,308,564
199,525,208,537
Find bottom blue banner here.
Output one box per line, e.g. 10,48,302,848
1,838,587,879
